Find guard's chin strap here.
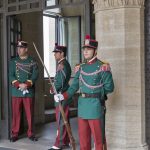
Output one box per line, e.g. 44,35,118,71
58,57,65,64
88,55,97,63
88,50,97,63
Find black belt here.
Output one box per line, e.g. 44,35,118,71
80,93,100,98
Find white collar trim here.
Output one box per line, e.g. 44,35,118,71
58,57,65,64
88,56,97,63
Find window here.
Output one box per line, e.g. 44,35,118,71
58,17,81,76
46,0,56,7
43,16,56,77
43,13,81,78
7,16,22,58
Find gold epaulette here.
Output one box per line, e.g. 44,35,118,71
74,62,85,73
99,59,109,65
99,60,111,71
75,62,84,68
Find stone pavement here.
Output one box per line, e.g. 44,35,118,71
0,118,81,150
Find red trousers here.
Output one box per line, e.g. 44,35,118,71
54,105,70,147
11,97,34,137
78,118,103,150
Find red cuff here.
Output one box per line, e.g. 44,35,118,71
13,81,20,88
25,81,32,88
63,92,69,100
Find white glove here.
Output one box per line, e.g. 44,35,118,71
22,89,29,95
19,88,23,91
54,94,64,102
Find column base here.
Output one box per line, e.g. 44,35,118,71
106,143,149,150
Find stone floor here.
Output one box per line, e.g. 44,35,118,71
0,118,81,150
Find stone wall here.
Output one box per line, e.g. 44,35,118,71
93,0,148,149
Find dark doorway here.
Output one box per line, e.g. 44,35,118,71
43,2,89,122
7,15,23,139
0,0,92,141
145,0,150,147
0,14,2,121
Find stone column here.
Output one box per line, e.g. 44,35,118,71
93,0,148,149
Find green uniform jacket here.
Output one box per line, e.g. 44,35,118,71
63,58,114,119
54,58,72,107
9,56,39,97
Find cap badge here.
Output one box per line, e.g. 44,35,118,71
85,39,89,45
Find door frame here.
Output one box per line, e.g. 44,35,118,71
0,0,91,139
44,0,91,35
0,13,10,139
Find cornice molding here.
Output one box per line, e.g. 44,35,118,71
93,0,145,12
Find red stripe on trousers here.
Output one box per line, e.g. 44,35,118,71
54,105,70,147
11,97,34,137
78,118,103,150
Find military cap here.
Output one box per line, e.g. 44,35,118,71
53,43,67,53
17,41,28,48
82,35,98,49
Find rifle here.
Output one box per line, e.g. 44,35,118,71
101,95,107,150
33,42,76,150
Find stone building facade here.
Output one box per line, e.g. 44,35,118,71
93,0,148,149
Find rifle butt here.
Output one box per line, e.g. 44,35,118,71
103,143,107,150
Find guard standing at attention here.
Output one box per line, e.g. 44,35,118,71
9,40,39,142
54,35,114,150
48,43,72,150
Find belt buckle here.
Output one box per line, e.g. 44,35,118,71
82,93,86,98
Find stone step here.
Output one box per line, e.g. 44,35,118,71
45,107,77,123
